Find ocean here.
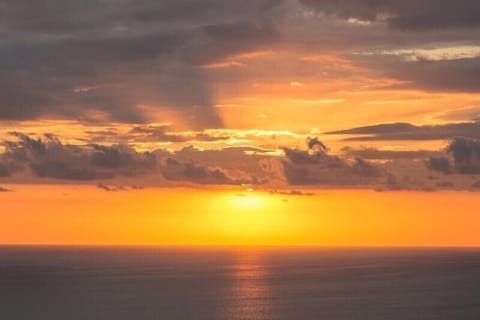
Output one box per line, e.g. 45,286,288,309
1,247,480,319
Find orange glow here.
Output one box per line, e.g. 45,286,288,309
1,185,480,247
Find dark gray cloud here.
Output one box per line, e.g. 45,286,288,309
0,162,18,178
294,1,480,93
0,132,275,185
2,0,480,122
1,133,156,180
384,57,480,93
299,0,480,31
427,157,452,174
446,138,480,174
171,145,279,183
326,121,480,141
0,0,284,34
428,138,480,174
3,131,480,190
159,145,277,185
472,180,480,188
307,137,328,152
2,131,480,191
282,138,385,185
436,181,455,188
90,144,156,172
161,157,256,185
0,0,283,127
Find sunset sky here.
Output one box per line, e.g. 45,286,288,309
1,0,480,246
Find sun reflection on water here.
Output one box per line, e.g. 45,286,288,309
225,251,273,320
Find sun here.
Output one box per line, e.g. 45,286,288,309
195,188,297,245
230,192,267,210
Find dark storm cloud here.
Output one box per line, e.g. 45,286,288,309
1,133,156,180
299,0,480,31
0,0,283,127
326,121,480,141
282,138,385,185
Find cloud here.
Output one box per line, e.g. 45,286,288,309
326,121,480,141
2,0,480,122
1,133,157,180
0,162,18,178
171,145,281,183
2,131,480,191
427,157,452,174
0,0,283,128
307,136,328,152
437,106,480,122
161,157,256,185
472,180,480,188
341,146,441,160
0,132,276,186
281,137,385,186
384,56,480,93
269,189,315,196
446,138,480,174
96,183,129,192
0,186,12,192
299,0,480,31
427,138,480,175
129,125,231,143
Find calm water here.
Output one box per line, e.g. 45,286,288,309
1,247,480,319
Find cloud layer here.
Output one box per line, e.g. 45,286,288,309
326,121,480,141
1,131,480,191
0,0,283,127
2,0,480,129
300,0,480,31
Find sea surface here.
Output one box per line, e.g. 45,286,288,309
1,247,480,319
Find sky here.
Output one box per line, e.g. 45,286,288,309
1,0,480,245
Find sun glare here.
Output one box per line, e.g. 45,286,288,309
195,190,296,245
230,193,266,209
